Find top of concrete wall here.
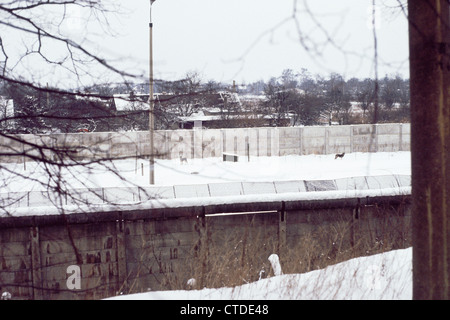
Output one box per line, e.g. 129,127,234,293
1,175,411,213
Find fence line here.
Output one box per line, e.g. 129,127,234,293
1,175,411,209
0,123,410,163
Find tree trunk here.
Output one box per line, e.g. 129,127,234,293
409,0,450,300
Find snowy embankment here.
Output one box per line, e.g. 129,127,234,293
108,248,412,300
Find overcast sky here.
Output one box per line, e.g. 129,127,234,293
3,0,408,87
103,0,409,85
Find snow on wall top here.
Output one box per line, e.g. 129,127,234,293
1,175,411,217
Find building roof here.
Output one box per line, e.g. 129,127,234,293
112,91,243,113
113,94,149,112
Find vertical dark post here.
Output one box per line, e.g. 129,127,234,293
116,218,128,293
30,226,43,300
409,0,450,300
198,207,208,289
247,140,250,162
278,202,286,255
149,0,156,184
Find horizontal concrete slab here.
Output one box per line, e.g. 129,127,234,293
208,182,243,197
335,177,369,190
304,180,337,192
174,184,210,198
366,175,406,189
242,182,277,195
0,174,412,208
139,186,175,200
274,180,307,193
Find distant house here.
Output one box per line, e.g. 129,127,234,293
177,92,293,129
113,91,245,129
113,93,149,113
0,96,15,131
111,93,149,131
348,101,365,115
111,91,292,130
172,91,266,129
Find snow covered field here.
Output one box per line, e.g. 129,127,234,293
1,151,411,214
2,151,411,191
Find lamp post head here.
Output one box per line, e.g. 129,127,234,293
150,0,156,25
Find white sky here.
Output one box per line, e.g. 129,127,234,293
1,0,409,88
105,0,409,84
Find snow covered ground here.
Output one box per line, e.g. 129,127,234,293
1,151,411,215
108,247,412,300
2,151,411,192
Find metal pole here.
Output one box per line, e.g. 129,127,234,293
149,0,155,184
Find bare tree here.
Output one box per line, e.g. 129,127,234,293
0,1,132,89
154,71,210,129
321,73,351,125
355,78,376,120
263,78,293,126
6,0,445,302
0,1,150,219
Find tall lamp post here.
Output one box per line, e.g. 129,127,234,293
149,0,155,184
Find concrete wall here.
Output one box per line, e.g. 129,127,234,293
0,195,411,300
0,123,410,163
1,175,411,209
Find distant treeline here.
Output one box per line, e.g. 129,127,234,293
0,69,409,134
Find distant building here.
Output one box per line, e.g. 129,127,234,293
113,93,149,113
111,91,292,130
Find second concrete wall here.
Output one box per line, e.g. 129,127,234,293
0,123,410,163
